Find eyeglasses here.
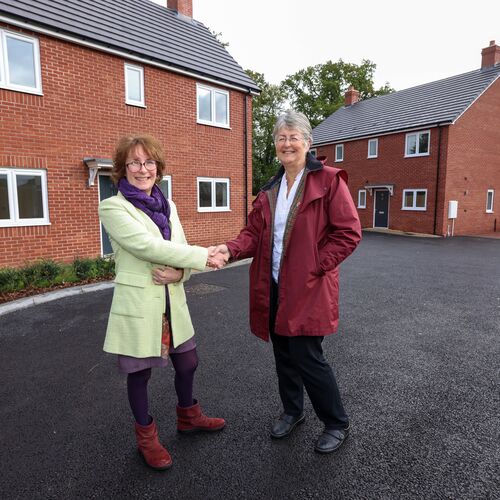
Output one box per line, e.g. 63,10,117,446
126,160,157,172
276,135,304,144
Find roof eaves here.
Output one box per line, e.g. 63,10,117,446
0,12,260,94
312,121,454,146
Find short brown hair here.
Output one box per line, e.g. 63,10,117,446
111,134,166,185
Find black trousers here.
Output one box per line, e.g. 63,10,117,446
269,280,349,430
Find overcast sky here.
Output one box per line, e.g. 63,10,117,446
152,0,499,92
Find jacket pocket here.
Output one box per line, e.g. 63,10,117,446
111,271,149,318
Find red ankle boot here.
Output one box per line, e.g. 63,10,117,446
176,400,225,433
134,419,172,470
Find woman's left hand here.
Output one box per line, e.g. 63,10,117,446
152,266,183,285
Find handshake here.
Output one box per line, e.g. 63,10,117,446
206,244,230,270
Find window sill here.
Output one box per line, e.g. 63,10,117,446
197,208,231,213
401,208,427,211
0,220,51,228
404,153,430,158
125,102,146,108
197,120,231,130
0,84,43,96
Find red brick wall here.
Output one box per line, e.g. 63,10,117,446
316,128,445,234
0,24,253,267
316,78,500,237
440,80,500,235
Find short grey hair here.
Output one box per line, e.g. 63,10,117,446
273,110,313,143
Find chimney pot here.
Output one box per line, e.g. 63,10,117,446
345,86,360,106
167,0,192,18
481,40,500,68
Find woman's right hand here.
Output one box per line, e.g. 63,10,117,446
152,266,183,285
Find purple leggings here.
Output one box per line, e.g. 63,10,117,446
127,349,199,425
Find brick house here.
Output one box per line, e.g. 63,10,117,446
0,0,259,268
312,42,500,236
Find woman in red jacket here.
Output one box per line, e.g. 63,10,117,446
214,110,362,453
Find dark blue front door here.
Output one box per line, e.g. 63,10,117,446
374,190,389,228
98,174,118,255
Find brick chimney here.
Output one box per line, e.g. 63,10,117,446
344,86,360,106
167,0,192,18
481,40,500,68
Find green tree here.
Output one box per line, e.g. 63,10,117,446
246,70,286,193
281,59,393,127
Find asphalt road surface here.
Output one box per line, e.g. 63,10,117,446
1,232,499,499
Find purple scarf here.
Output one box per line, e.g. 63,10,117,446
118,178,171,241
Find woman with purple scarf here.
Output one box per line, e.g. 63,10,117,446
99,134,227,470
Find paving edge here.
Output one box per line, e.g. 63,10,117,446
0,258,252,316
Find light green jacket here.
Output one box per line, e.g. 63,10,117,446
98,192,208,357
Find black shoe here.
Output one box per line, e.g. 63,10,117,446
270,413,305,439
314,424,350,453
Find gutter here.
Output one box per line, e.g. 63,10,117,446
312,122,452,148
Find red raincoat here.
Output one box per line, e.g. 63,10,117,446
226,154,362,341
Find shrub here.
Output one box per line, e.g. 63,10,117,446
95,257,115,278
0,268,25,293
73,258,99,280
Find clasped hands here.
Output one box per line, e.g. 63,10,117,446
206,244,230,269
152,245,230,285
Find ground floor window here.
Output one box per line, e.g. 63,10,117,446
402,189,427,210
358,189,366,208
159,175,172,200
486,189,494,213
0,168,49,227
197,177,230,212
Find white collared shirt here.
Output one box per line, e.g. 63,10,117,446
272,169,305,282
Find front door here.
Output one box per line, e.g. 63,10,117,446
374,190,389,228
98,174,118,255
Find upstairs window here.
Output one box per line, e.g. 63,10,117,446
486,189,494,213
197,84,229,127
335,144,344,162
405,131,430,157
0,29,42,94
402,189,427,211
125,64,145,106
0,168,49,227
197,177,230,212
368,138,378,158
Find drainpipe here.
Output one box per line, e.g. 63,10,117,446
433,125,442,235
243,91,250,226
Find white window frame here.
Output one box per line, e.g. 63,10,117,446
402,189,427,211
124,63,145,107
197,177,230,212
0,29,42,94
405,130,430,157
358,189,367,209
368,138,378,158
196,84,230,128
309,148,317,157
160,175,172,200
0,168,50,227
335,144,344,162
486,189,494,213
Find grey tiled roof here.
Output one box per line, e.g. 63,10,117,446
312,65,500,146
0,0,259,92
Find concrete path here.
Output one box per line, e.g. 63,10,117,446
0,233,499,499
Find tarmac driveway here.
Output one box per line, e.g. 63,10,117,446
0,232,499,499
